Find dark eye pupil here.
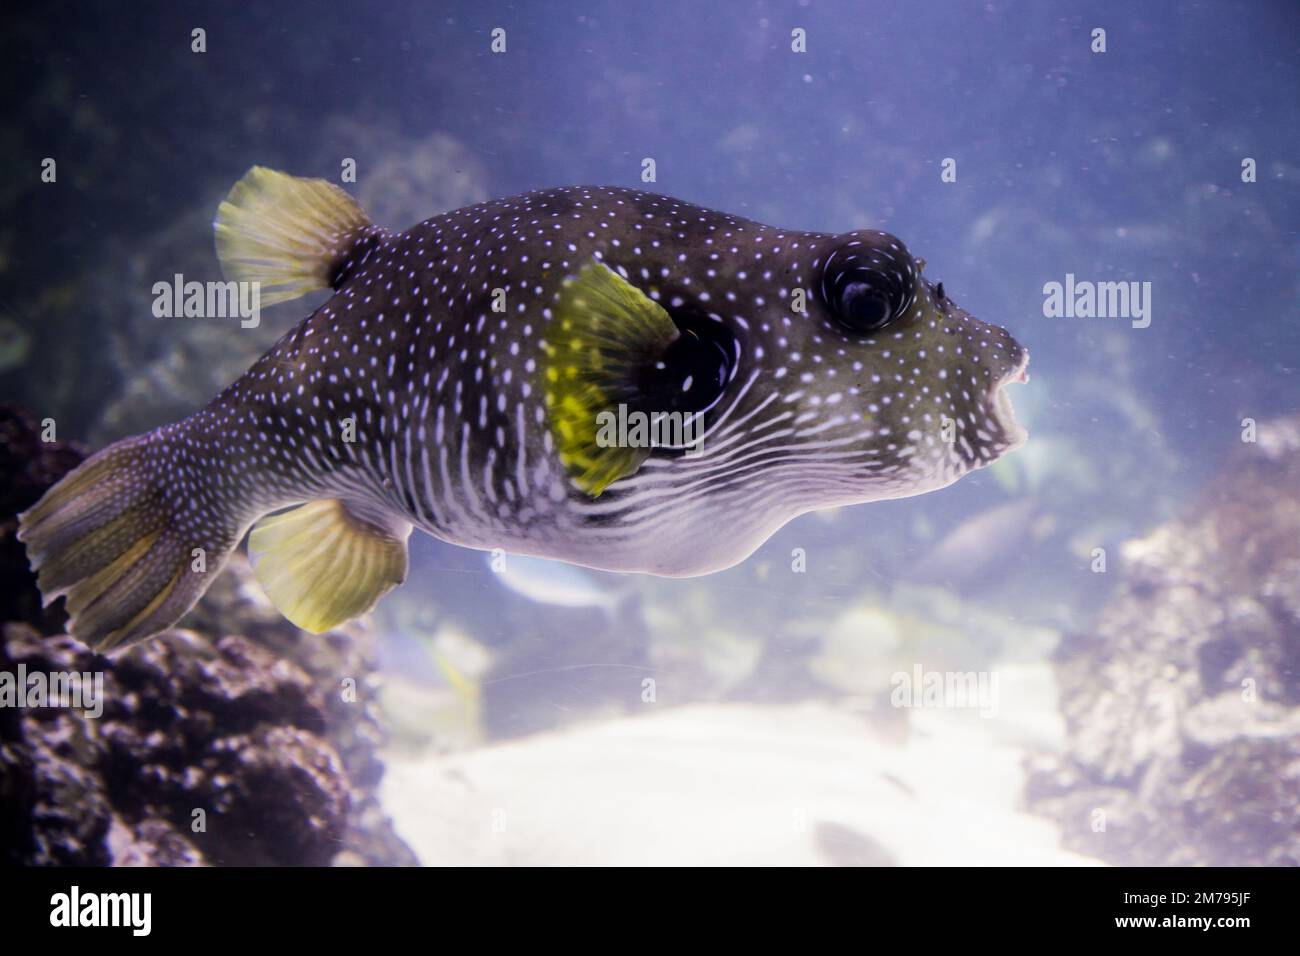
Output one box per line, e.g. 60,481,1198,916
816,240,916,336
838,281,893,332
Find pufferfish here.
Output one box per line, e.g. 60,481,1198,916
18,168,1028,650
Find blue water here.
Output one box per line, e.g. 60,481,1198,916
5,0,1299,865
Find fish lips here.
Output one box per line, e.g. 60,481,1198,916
988,349,1030,453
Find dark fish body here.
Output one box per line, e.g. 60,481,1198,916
19,170,1028,649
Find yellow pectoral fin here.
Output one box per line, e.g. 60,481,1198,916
248,499,411,633
540,260,681,496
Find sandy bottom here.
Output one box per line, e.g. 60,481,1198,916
381,679,1100,866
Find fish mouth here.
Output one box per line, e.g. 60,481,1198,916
989,351,1030,452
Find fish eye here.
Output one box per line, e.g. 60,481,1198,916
817,241,917,336
837,280,894,333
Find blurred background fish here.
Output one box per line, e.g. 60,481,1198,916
486,551,636,620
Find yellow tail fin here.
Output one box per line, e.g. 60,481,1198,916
18,434,238,651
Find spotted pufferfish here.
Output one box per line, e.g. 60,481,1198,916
18,167,1028,650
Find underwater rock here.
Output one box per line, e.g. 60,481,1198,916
1027,416,1300,865
0,405,415,866
336,125,490,231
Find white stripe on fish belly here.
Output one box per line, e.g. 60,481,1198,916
458,423,494,526
573,459,870,553
418,443,448,529
607,422,872,499
589,448,876,526
482,449,498,505
514,402,530,497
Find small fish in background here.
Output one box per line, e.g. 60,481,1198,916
375,621,489,751
903,497,1054,594
19,167,1028,651
485,551,634,620
376,622,446,684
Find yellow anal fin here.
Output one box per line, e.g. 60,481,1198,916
541,260,681,496
214,166,375,305
248,499,412,633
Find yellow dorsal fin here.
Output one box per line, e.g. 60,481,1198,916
247,499,411,633
214,166,375,305
540,260,681,496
